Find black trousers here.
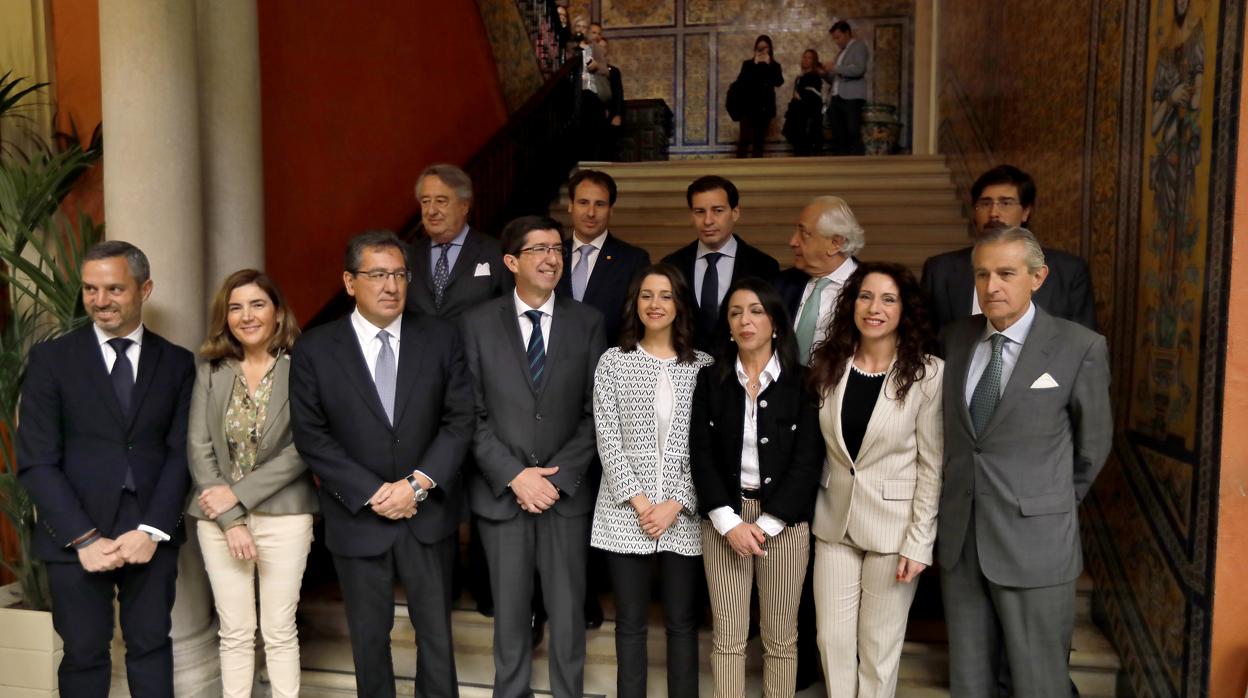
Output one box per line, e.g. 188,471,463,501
47,543,179,698
332,533,457,698
737,116,771,158
606,550,702,698
827,96,866,155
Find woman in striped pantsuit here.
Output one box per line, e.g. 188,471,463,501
590,264,712,698
808,262,943,697
690,277,824,697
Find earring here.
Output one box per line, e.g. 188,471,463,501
730,336,736,343
772,331,777,339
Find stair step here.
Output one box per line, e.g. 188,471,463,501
562,206,969,226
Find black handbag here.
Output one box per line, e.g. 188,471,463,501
726,80,746,122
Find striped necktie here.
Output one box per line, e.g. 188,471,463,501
524,309,545,386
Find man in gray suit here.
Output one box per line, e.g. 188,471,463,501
938,226,1112,698
461,215,607,698
820,20,868,155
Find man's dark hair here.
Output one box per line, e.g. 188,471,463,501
344,230,408,273
829,20,852,34
970,165,1037,208
686,175,740,209
500,215,563,257
83,240,151,284
568,169,618,206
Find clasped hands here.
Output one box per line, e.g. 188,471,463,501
77,530,158,572
370,473,432,520
511,466,561,514
630,495,681,540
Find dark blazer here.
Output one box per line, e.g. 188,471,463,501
735,59,785,120
17,325,195,562
921,245,1097,337
556,233,650,346
689,363,823,525
605,65,625,123
663,235,781,351
461,295,607,521
774,266,812,321
289,311,474,555
407,227,512,322
937,307,1112,588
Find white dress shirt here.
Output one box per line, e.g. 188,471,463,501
514,289,556,347
709,352,787,538
94,323,169,542
641,346,677,499
349,309,437,490
571,229,609,281
964,301,1037,406
350,308,403,379
693,236,739,307
792,256,858,348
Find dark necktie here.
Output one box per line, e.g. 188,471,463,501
433,243,451,309
107,337,138,491
524,309,545,386
969,333,1007,435
700,252,724,323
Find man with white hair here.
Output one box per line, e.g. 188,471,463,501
776,195,865,364
774,195,865,690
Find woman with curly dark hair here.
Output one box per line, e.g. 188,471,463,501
807,262,943,697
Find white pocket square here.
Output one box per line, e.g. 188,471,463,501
473,262,490,277
1030,373,1060,389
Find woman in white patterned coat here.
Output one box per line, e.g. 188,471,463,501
591,263,712,698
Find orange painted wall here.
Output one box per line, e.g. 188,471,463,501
47,0,101,139
257,1,508,322
1208,39,1248,697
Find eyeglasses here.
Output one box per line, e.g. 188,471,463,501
518,244,565,258
973,197,1022,211
354,269,413,283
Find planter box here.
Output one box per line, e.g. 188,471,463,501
0,582,61,697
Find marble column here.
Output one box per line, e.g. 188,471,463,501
98,2,220,696
196,0,265,288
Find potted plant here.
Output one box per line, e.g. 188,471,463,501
0,71,102,697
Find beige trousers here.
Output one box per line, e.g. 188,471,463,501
198,514,313,698
701,498,810,698
814,538,920,697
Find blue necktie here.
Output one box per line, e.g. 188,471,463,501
524,310,545,386
107,337,138,491
969,333,1006,435
700,252,723,323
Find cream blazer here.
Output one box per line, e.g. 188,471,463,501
812,355,943,564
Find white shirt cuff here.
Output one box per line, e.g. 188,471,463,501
137,524,171,542
413,470,436,489
709,506,744,536
755,513,786,538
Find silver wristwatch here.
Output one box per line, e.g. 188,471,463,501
405,473,429,503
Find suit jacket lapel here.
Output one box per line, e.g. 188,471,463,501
392,316,423,425
583,235,620,301
331,318,393,428
445,228,479,290
853,357,897,463
981,308,1057,436
411,239,435,295
829,359,854,463
128,334,163,431
947,317,980,437
499,302,538,394
77,327,128,429
259,356,290,441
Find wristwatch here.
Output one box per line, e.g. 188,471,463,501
405,473,429,503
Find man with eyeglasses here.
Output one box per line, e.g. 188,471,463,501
461,215,607,698
921,165,1097,336
290,230,474,698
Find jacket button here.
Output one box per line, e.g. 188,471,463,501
535,413,542,421
965,489,973,496
790,424,797,431
760,437,769,445
764,477,772,484
760,400,768,408
850,467,856,477
974,448,982,454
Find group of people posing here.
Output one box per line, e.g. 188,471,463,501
17,161,1111,698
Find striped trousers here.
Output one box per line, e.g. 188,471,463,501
702,498,810,698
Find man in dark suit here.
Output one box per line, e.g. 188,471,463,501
17,240,194,697
921,164,1097,336
290,230,474,698
662,175,780,352
556,169,650,346
462,215,607,698
407,163,510,319
939,226,1112,698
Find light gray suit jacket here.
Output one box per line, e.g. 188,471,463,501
813,356,943,565
186,354,319,529
462,295,607,521
937,307,1111,588
825,38,869,101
